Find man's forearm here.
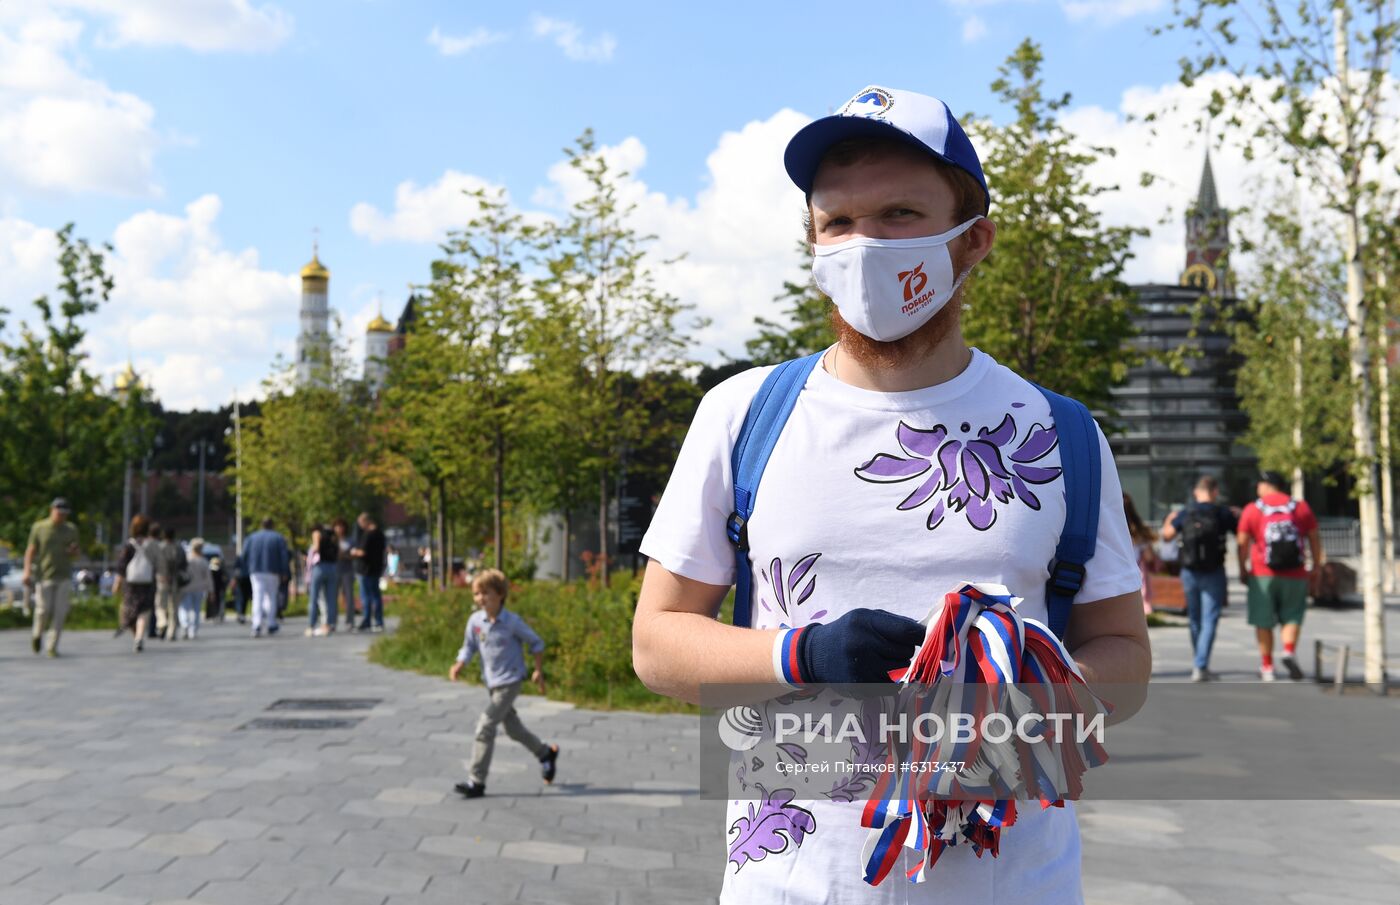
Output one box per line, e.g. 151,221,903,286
633,611,784,705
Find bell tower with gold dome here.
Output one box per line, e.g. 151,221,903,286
364,303,395,391
295,241,331,385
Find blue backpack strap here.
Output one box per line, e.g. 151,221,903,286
1035,385,1101,640
727,353,824,627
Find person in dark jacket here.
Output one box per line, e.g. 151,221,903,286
243,517,290,638
350,512,387,632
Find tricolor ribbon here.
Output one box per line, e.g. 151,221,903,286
858,582,1112,886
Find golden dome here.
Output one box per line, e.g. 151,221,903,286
301,253,329,280
366,313,395,334
114,362,139,392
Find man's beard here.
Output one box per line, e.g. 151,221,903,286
830,295,963,371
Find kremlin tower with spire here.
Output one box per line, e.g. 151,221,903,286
295,242,331,385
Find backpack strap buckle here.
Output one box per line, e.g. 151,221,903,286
725,512,749,551
1047,559,1087,599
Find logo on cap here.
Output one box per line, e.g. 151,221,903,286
898,263,928,302
841,87,893,119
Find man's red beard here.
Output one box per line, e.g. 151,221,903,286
829,295,963,370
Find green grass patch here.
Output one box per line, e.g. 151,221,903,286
0,592,122,631
368,577,730,714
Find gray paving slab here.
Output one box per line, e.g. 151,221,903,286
2,588,1397,904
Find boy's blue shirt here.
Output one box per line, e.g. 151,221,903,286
456,607,545,689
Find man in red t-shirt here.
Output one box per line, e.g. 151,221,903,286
1236,471,1323,681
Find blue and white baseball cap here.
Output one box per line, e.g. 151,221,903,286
784,85,990,213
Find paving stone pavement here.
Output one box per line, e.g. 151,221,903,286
1,583,1397,905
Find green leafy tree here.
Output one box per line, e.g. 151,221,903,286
540,129,694,582
426,188,541,571
514,296,594,580
961,39,1143,411
0,225,142,548
1159,0,1398,688
1231,204,1353,477
235,336,373,546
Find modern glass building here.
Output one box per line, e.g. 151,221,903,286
1109,154,1258,519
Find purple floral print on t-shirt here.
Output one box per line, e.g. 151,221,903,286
854,411,1062,531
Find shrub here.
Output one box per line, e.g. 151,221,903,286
368,575,723,713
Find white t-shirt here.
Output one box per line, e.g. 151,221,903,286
641,348,1141,905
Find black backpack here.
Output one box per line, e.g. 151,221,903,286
174,543,191,588
1179,505,1226,571
1258,500,1304,571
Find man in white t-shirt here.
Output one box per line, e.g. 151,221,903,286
633,85,1151,904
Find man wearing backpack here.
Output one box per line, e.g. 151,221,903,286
632,85,1151,904
154,527,185,641
1237,471,1322,681
1161,475,1237,681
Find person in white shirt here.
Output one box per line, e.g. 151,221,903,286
632,85,1152,905
179,539,213,640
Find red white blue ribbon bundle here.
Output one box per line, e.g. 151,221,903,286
858,582,1111,886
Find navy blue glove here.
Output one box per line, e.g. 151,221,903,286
790,608,926,685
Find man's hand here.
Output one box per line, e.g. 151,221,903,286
793,608,925,685
21,568,32,587
532,668,546,694
448,661,462,682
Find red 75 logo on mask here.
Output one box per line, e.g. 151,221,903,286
898,263,927,302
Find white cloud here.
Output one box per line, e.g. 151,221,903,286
961,15,988,43
100,195,297,408
530,14,615,62
1060,0,1166,24
427,24,506,56
0,15,160,196
58,0,292,52
0,217,60,309
2,196,300,409
1056,72,1400,285
359,110,812,363
349,170,504,243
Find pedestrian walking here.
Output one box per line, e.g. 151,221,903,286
153,526,184,641
233,551,252,624
1161,475,1237,681
307,523,339,636
350,512,386,631
448,569,558,798
180,539,213,639
631,83,1148,903
1124,493,1159,614
1238,470,1323,681
113,515,158,653
242,517,290,637
208,554,227,621
23,497,81,657
333,518,357,630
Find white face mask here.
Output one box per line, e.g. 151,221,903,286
812,217,982,342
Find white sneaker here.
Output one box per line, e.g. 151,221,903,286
1260,666,1277,682
1191,667,1209,682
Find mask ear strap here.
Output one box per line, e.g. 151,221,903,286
946,215,984,241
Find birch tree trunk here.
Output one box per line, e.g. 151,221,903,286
1335,7,1388,691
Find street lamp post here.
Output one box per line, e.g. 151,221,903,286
115,365,138,541
225,396,243,555
191,439,216,538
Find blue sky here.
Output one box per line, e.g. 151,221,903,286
1,0,1248,409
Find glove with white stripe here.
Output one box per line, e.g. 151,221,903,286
774,608,926,687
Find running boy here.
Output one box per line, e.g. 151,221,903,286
448,569,560,798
